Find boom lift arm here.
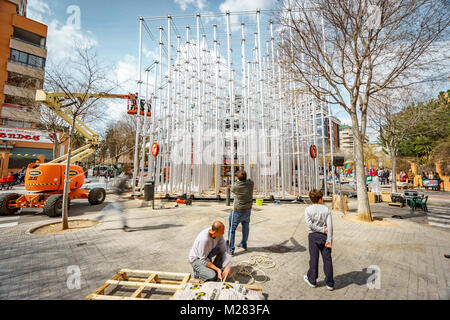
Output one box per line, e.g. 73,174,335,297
35,90,134,164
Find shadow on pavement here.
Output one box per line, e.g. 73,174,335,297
316,268,371,289
233,237,307,256
102,223,184,232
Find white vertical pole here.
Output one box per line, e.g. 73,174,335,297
132,16,144,196
321,13,335,195
140,66,150,187
226,11,235,189
214,24,220,195
166,15,172,195
256,9,267,197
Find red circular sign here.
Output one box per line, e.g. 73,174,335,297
151,142,159,157
309,145,317,159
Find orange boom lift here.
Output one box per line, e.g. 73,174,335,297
0,90,139,217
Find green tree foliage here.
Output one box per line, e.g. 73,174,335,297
398,90,450,164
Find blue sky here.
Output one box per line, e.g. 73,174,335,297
28,0,318,125
25,0,449,139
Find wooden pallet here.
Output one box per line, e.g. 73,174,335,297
85,269,191,300
86,269,263,300
388,202,404,208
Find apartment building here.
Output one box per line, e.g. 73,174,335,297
339,125,369,152
0,0,68,176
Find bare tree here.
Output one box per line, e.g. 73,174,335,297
279,0,449,221
369,88,422,193
104,115,137,164
36,104,70,159
44,45,112,230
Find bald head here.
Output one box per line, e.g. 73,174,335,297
210,221,225,238
212,221,224,231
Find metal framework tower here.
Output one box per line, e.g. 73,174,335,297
130,9,337,199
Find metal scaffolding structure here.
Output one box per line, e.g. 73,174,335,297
130,9,337,198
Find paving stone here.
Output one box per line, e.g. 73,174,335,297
0,200,449,299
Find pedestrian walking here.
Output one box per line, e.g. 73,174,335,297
228,170,254,256
384,168,390,185
303,189,335,291
7,172,14,189
94,165,132,232
378,168,384,184
189,221,232,282
18,166,26,184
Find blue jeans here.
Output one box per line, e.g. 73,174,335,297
191,244,227,281
228,209,251,253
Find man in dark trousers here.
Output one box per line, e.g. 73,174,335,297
228,170,254,256
304,189,335,291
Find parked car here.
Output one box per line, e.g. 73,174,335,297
93,165,115,178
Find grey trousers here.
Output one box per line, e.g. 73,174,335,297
96,201,127,228
191,244,226,281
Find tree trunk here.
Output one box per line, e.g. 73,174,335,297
61,123,75,230
391,151,397,193
352,127,373,222
52,139,59,160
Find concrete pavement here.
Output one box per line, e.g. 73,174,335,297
0,196,449,300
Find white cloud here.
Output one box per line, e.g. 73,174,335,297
26,0,97,64
26,0,52,23
174,0,207,11
45,21,98,63
219,0,277,31
115,55,139,93
219,0,276,12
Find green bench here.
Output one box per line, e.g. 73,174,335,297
405,195,428,213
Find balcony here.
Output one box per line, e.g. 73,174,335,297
7,61,44,79
3,83,36,100
10,38,47,58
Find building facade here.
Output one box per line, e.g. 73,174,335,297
0,0,68,176
339,126,369,153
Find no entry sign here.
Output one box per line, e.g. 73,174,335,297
151,142,159,157
309,144,317,159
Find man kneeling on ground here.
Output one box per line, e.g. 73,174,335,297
189,221,232,282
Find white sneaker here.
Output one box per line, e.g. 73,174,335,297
303,275,316,288
326,285,334,291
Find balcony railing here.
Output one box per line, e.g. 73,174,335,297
11,36,46,49
8,59,44,71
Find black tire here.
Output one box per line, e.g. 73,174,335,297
0,193,20,215
43,194,63,217
88,188,106,205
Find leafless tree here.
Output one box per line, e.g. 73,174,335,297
44,44,114,230
279,0,449,221
368,88,424,193
36,104,70,159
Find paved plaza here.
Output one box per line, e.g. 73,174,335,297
0,195,449,300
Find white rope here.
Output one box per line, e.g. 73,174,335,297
231,255,275,285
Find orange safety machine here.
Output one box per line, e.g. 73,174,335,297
0,90,133,217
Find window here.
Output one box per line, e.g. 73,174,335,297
9,49,45,70
18,51,28,64
13,27,45,48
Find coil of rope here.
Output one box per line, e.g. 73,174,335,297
230,255,276,285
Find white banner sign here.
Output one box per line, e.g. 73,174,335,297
0,127,53,143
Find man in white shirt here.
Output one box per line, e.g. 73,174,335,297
303,189,335,291
189,221,232,282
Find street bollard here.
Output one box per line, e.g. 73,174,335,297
226,188,230,206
